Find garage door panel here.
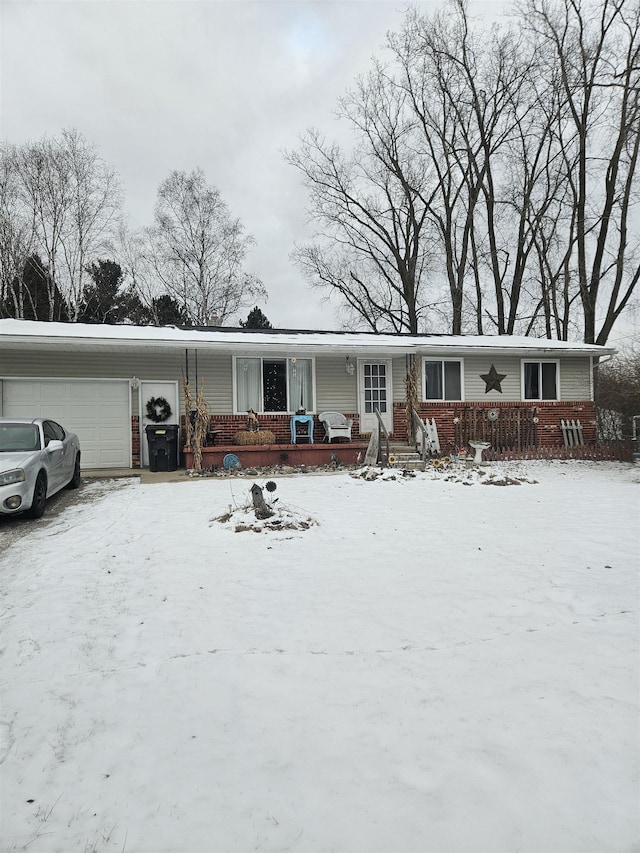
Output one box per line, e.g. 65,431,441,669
39,384,69,402
97,408,127,424
2,380,130,468
69,403,101,420
3,385,34,403
98,448,130,467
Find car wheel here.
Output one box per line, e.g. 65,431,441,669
27,472,47,519
67,452,81,489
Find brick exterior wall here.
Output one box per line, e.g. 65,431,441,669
181,413,361,447
533,401,596,446
166,402,598,461
131,415,141,468
393,401,597,453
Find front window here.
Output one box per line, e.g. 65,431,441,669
263,359,287,411
0,423,41,452
423,359,462,401
523,361,558,400
235,357,314,413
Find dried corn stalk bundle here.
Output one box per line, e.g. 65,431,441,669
192,381,209,472
404,355,419,445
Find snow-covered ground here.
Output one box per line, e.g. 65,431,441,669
1,461,638,853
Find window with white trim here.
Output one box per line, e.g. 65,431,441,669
235,357,314,413
522,361,558,400
423,359,463,401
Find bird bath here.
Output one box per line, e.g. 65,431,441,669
469,440,491,463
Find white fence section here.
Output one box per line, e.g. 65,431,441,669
417,417,441,455
561,419,584,447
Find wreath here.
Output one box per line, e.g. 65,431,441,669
146,396,172,423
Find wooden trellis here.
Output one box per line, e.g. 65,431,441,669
454,407,538,451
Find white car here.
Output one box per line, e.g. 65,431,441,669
0,418,81,519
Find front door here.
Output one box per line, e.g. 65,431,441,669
358,361,393,434
139,381,180,467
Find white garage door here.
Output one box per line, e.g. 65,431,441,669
2,379,131,468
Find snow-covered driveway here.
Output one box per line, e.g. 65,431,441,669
1,461,638,853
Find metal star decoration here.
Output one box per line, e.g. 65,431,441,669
480,364,507,394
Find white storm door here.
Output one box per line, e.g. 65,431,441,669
140,381,180,467
358,361,393,434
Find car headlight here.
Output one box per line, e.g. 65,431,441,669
0,469,25,486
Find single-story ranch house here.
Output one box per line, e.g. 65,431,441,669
0,319,614,469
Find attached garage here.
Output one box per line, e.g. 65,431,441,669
1,379,131,469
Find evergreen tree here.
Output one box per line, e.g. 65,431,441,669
77,260,125,323
149,294,191,326
1,254,69,321
240,306,272,329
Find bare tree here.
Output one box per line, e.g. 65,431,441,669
140,169,265,325
521,0,640,345
287,63,437,335
11,136,70,319
390,4,519,334
290,3,542,335
0,145,37,317
58,129,123,319
0,130,122,320
289,0,639,344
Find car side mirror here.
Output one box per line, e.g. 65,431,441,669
46,440,64,452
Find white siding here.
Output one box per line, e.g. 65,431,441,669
315,357,359,412
392,357,409,401
0,346,594,416
460,356,522,401
559,358,592,400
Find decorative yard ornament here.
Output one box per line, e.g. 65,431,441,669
223,453,242,470
480,364,507,394
246,408,260,431
145,396,172,423
250,483,274,519
487,408,500,421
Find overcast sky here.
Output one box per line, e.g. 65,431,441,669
2,0,636,348
0,0,457,329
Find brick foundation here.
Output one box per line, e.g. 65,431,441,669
135,404,599,468
393,401,597,453
182,442,367,469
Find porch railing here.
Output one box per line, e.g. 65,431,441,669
374,406,391,466
412,409,429,464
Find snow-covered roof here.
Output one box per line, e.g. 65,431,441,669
0,318,615,357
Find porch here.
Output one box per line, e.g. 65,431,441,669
182,440,368,470
180,410,366,470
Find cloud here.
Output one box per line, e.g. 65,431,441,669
0,0,449,329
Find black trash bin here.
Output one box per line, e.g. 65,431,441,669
145,424,179,472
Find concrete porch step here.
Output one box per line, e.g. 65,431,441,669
387,447,425,470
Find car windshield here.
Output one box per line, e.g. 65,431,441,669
0,424,41,452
